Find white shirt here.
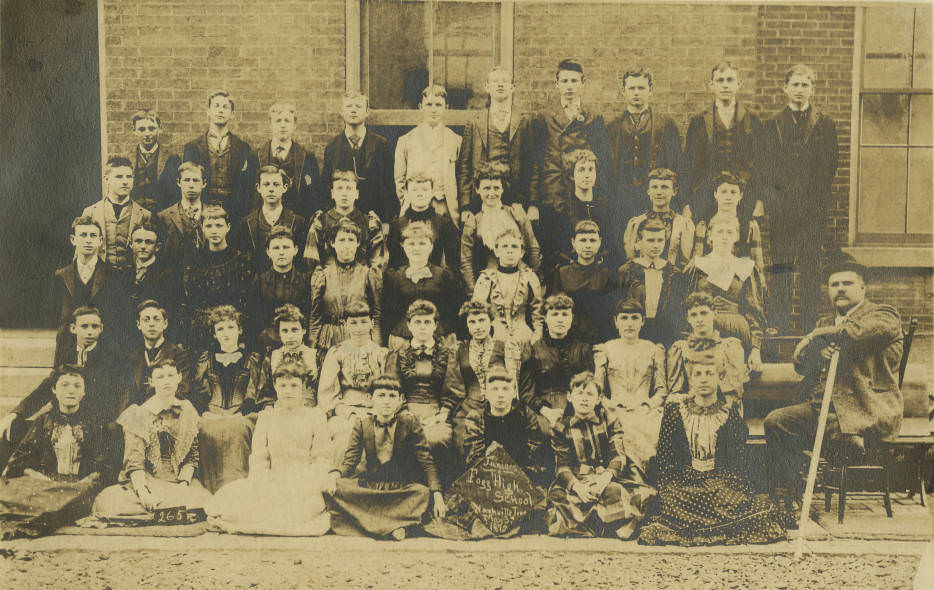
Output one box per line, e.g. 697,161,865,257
715,100,737,129
561,98,582,121
76,341,98,367
139,143,159,156
207,128,230,153
271,139,293,159
635,257,667,319
75,257,98,285
489,103,511,133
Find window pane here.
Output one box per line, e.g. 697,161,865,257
367,1,428,109
915,7,932,88
858,147,908,234
907,148,933,234
431,2,498,110
365,0,499,110
910,94,932,145
863,6,914,88
861,94,909,144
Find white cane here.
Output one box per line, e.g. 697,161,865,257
794,349,841,559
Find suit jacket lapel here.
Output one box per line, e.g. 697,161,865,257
155,145,168,179
130,347,145,388
509,111,521,141
293,143,307,185
63,263,77,300
803,107,821,145
553,107,571,131
703,108,714,144
89,262,106,300
169,204,186,235
257,141,272,168
197,134,209,160
477,111,489,148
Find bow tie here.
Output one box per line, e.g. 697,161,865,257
215,351,243,366
572,412,601,426
374,416,397,429
412,344,434,357
348,135,362,149
646,210,674,223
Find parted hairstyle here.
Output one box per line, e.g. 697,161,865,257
131,109,162,128
573,219,601,237
400,222,435,244
406,299,438,321
272,359,307,381
556,58,584,79
647,167,679,190
684,338,727,377
327,217,363,244
273,303,306,332
485,363,515,385
201,205,230,225
209,304,242,329
493,227,524,249
405,172,434,189
268,102,296,121
569,371,603,397
104,156,133,175
131,221,162,245
71,215,102,236
332,169,360,185
150,356,180,373
622,66,653,89
420,84,447,102
256,164,291,188
712,170,746,192
178,161,206,179
473,161,510,190
344,300,372,319
785,64,816,85
266,225,296,248
71,305,102,324
136,299,168,321
207,90,234,110
636,217,668,241
52,363,86,383
543,293,574,313
562,149,597,178
615,298,645,316
710,60,740,79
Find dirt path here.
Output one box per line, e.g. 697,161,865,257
1,548,920,589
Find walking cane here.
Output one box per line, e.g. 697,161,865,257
794,349,841,559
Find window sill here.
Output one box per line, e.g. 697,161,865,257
844,246,934,268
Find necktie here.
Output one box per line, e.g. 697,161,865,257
274,146,286,161
77,347,87,367
375,420,394,463
349,135,360,150
145,346,161,366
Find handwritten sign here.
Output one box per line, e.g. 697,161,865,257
152,506,206,525
446,443,544,535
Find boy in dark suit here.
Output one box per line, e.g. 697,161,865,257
682,61,763,222
762,64,839,334
551,220,615,344
252,102,320,218
183,90,257,225
82,157,153,271
158,161,205,268
124,223,173,318
51,216,131,351
616,217,685,347
327,375,446,539
532,59,613,233
127,299,192,406
608,67,682,224
235,165,307,273
456,67,538,215
128,109,181,213
321,93,396,221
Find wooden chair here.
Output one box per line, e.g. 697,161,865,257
822,317,918,523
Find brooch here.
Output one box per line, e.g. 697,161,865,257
576,114,585,123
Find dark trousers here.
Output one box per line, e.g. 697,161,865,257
764,400,842,495
768,216,823,334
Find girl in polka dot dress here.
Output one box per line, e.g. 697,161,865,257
638,340,786,546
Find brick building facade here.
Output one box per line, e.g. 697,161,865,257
100,0,932,331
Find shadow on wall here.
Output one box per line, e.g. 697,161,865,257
0,0,102,328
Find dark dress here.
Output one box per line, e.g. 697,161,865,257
328,411,440,537
386,207,460,270
182,247,254,349
382,264,462,343
638,396,786,546
551,261,615,344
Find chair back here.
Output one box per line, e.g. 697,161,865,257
898,317,918,388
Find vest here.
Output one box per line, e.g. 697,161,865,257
72,261,93,307
103,202,133,267
713,114,737,172
208,144,233,197
487,123,510,164
135,148,158,192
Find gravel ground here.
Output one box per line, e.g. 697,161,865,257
0,548,920,589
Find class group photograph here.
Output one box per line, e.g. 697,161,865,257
0,0,932,588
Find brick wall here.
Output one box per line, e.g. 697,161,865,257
102,0,346,162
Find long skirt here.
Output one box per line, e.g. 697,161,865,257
199,413,257,493
205,464,331,536
546,469,655,539
0,474,102,539
327,478,430,537
606,405,665,477
92,478,212,524
638,467,786,546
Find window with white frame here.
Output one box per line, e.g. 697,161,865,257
856,5,932,244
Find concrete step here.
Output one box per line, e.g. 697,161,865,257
0,330,57,368
0,366,49,403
